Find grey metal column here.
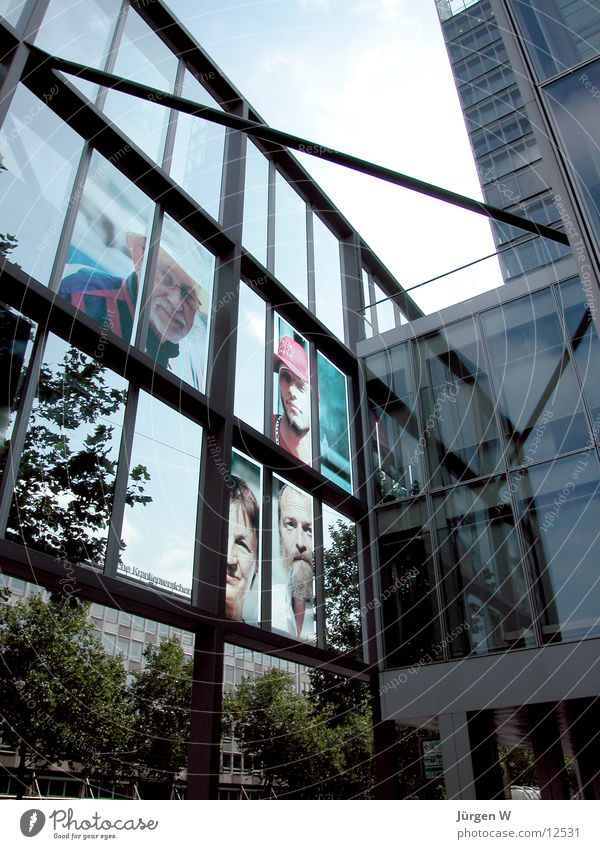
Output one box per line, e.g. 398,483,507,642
186,109,246,800
439,711,477,800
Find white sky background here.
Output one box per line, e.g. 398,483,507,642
165,0,505,313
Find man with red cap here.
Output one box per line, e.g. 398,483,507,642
273,335,311,465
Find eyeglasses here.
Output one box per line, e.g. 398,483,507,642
156,265,201,311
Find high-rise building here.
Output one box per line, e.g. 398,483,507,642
362,0,600,801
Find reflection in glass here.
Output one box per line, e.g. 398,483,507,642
227,451,261,625
119,391,202,600
0,85,83,284
272,317,311,466
317,353,351,492
377,500,441,667
0,0,25,26
482,289,591,465
374,283,396,334
512,0,600,81
545,60,600,247
102,6,177,163
274,172,307,302
35,0,121,101
59,150,155,344
0,305,35,485
170,71,226,221
361,269,374,339
515,452,600,642
6,335,127,565
141,215,215,392
271,477,314,643
323,506,360,656
234,282,266,431
242,141,269,265
417,318,502,487
556,277,600,438
434,479,536,657
365,344,424,501
313,215,344,341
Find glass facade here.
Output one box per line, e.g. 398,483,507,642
512,0,600,81
369,275,600,664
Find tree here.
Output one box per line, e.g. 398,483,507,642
127,639,193,796
5,344,150,566
0,593,132,798
224,669,374,799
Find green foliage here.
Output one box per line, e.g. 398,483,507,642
499,745,537,788
0,594,131,792
128,639,193,787
6,345,150,565
225,669,374,799
322,520,361,655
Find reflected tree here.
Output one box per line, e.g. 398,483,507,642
6,345,150,566
0,594,131,799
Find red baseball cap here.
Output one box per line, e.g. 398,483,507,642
274,335,309,383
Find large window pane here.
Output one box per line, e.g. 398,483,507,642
5,335,127,566
226,451,262,626
545,60,600,246
313,214,344,341
234,281,266,431
365,344,425,502
102,6,177,163
434,479,536,657
417,318,502,487
0,85,83,284
0,305,36,486
556,277,600,438
482,289,591,466
119,391,202,600
35,0,122,101
272,316,312,466
271,476,315,643
515,452,600,642
323,505,361,657
317,352,351,493
377,500,442,667
242,141,269,265
513,0,600,81
140,214,215,393
170,71,226,222
274,172,307,302
58,150,155,344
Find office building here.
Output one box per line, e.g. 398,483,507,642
1,0,600,801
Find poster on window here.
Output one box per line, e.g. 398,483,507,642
271,476,315,643
225,451,262,625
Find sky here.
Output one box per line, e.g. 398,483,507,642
164,0,505,313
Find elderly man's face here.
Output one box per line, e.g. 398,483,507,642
279,486,312,573
149,253,198,344
226,501,258,619
279,368,310,433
